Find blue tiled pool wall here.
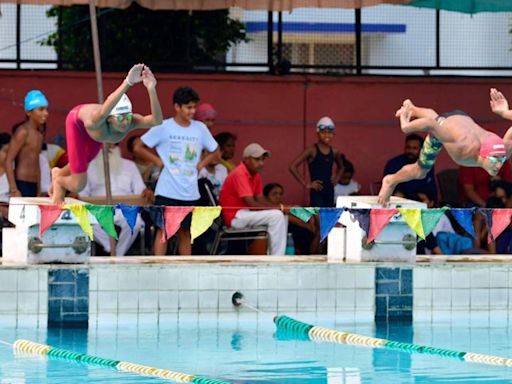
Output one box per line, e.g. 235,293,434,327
1,264,512,327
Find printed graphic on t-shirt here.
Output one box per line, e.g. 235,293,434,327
168,141,198,177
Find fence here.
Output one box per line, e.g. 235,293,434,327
1,3,512,76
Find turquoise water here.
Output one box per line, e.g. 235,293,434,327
1,316,512,383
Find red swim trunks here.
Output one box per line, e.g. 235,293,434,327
65,105,102,174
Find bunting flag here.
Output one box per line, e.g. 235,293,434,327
319,208,343,242
63,204,94,240
290,207,318,223
368,208,398,243
476,208,493,241
421,208,448,238
349,208,370,236
116,204,140,234
489,209,512,243
398,208,425,239
162,206,194,243
38,205,63,236
85,204,117,240
450,208,476,238
191,206,222,243
145,206,164,229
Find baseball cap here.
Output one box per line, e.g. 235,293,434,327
480,134,506,158
195,103,217,121
243,143,271,158
24,90,48,111
316,116,335,131
110,94,132,115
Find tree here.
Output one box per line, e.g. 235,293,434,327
41,4,247,71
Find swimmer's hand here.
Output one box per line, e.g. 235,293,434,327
142,66,157,90
307,180,323,191
125,63,144,86
490,88,509,116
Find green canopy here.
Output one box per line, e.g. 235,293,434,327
404,0,512,14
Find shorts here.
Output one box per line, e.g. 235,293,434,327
66,105,102,174
155,196,199,230
418,134,443,170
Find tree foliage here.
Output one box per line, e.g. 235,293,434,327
41,4,247,71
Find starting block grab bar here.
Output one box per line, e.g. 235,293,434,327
361,234,416,251
28,237,89,255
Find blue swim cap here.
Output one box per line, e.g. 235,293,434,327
24,90,49,111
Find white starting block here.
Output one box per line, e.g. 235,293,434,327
3,197,97,264
327,196,426,263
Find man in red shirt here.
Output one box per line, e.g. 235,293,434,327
459,162,512,207
219,143,287,255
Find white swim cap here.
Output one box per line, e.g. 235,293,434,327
111,94,132,115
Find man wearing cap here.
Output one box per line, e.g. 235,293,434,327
50,63,163,204
219,143,288,255
379,93,512,205
5,90,47,197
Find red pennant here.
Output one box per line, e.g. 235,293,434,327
161,206,194,243
368,208,398,243
38,205,63,236
488,209,512,243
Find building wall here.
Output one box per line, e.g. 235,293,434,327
1,70,511,205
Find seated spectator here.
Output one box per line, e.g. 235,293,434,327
0,133,11,218
195,103,217,131
80,144,154,256
199,162,227,200
383,133,437,202
219,143,287,255
334,160,361,203
215,132,237,173
127,135,162,189
264,182,320,255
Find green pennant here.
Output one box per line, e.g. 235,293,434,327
85,204,118,240
421,208,448,238
290,207,319,223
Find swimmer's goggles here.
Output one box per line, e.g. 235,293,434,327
317,124,335,132
112,113,133,123
487,155,507,166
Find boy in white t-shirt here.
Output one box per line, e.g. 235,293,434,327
333,160,361,204
138,87,219,255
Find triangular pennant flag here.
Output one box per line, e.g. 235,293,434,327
399,208,425,239
38,204,63,236
191,206,222,243
63,204,94,240
319,208,343,242
368,208,398,243
449,208,476,239
145,206,165,229
290,207,318,223
349,208,370,236
116,204,140,234
420,208,448,238
85,204,117,240
489,209,512,243
162,206,194,243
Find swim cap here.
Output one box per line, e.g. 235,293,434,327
24,90,48,111
480,134,506,158
195,103,217,121
110,94,132,115
316,116,335,131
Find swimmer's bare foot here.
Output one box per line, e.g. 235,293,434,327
396,104,413,131
377,175,395,206
50,169,65,205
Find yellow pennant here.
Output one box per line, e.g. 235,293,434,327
398,208,425,240
64,204,94,240
190,206,221,243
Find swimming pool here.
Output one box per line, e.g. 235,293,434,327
1,316,512,383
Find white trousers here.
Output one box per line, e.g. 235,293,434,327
93,210,144,256
231,209,287,255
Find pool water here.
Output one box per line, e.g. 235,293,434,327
1,315,512,383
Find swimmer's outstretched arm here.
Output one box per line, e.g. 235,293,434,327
490,88,512,121
84,64,145,130
131,66,163,129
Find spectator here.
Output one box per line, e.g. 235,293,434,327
458,164,512,207
334,159,361,203
264,182,320,255
136,86,219,255
289,116,345,207
39,148,51,196
6,90,47,197
80,144,153,256
215,132,237,173
195,103,217,131
0,133,11,218
127,135,162,188
219,143,287,255
383,133,437,202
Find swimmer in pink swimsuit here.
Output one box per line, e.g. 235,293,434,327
51,63,163,204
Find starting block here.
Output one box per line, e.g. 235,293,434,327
3,197,97,264
327,196,426,263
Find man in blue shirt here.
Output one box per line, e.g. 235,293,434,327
383,133,438,203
